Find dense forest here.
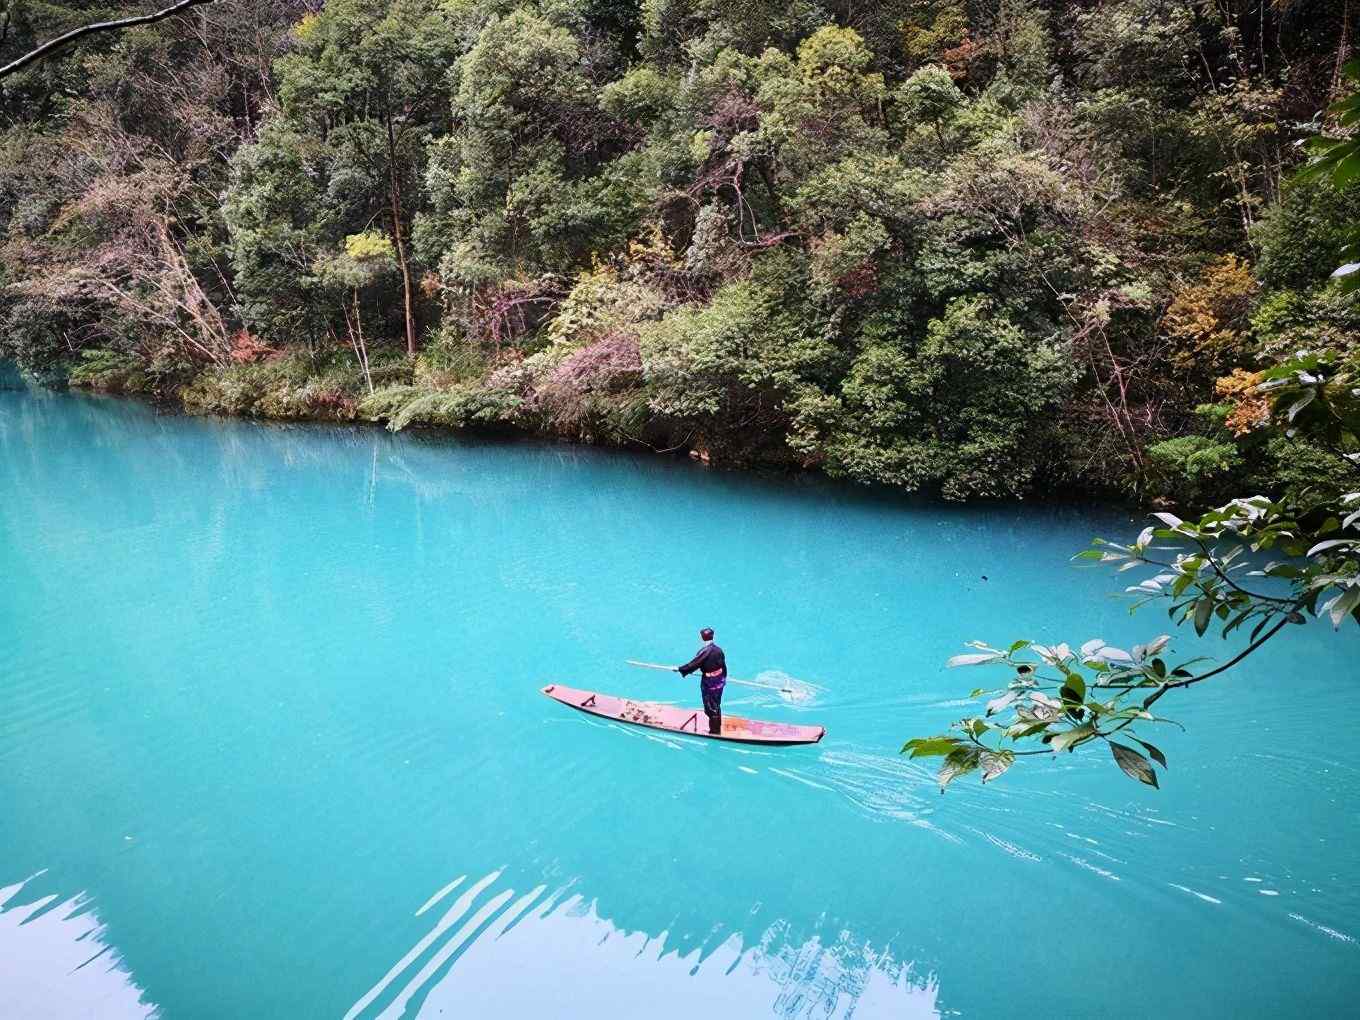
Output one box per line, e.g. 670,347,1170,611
2,0,1358,503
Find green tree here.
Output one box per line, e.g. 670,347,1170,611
415,6,642,351
316,230,400,393
234,0,457,356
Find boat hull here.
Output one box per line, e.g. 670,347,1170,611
541,684,825,746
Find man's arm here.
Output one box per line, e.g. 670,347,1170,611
677,648,706,676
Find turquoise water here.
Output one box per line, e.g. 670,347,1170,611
2,386,1357,1019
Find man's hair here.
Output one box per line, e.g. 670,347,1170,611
700,627,714,641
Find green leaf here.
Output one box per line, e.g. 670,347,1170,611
1059,675,1086,705
980,749,1015,783
1222,606,1254,636
1110,742,1159,788
947,652,1002,667
1050,724,1096,753
1302,589,1322,616
1307,538,1358,557
1193,597,1213,636
1325,586,1360,629
902,736,960,758
1131,737,1168,769
986,691,1019,716
938,748,980,793
1334,150,1360,188
1303,135,1347,154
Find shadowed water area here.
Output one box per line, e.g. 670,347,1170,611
1,384,1358,1018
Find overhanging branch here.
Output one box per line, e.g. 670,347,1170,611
0,0,216,80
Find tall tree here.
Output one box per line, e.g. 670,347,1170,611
266,0,457,356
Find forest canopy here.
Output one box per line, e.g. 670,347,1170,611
2,0,1359,505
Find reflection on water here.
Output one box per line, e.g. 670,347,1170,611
0,876,155,1019
347,869,939,1019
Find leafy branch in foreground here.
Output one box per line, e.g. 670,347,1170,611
1299,57,1360,293
907,352,1359,793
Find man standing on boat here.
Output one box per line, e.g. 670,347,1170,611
677,627,726,734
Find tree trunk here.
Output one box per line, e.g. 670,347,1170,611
385,107,417,358
346,290,374,395
756,159,782,227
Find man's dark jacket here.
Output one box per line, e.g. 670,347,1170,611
679,642,726,680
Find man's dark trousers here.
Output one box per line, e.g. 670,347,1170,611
701,678,725,734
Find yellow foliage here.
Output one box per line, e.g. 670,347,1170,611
541,229,678,349
797,26,872,73
1163,255,1257,372
345,231,395,262
796,26,885,101
294,13,320,43
1215,368,1269,436
625,224,683,272
689,130,714,163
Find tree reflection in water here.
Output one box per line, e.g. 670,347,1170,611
346,868,940,1019
0,875,156,1019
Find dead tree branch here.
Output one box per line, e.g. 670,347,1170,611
0,0,217,80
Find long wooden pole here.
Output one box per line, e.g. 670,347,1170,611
625,659,793,694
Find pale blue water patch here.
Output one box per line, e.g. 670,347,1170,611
1,388,1357,1018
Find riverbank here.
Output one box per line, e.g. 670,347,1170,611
32,344,1347,512
56,345,818,478
1,349,1176,508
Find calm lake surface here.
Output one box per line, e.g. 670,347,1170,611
2,384,1357,1019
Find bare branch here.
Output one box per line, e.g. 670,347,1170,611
0,0,217,80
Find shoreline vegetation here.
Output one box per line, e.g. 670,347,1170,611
61,346,789,470
55,347,884,476
4,2,1360,509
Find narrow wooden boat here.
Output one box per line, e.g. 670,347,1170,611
541,684,825,746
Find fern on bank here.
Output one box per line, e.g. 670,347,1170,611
68,350,151,393
359,384,523,432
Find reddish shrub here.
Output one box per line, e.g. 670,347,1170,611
546,331,642,396
229,329,275,364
